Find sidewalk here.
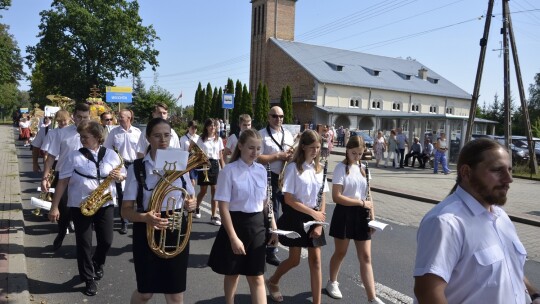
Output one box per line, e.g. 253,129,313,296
0,125,28,303
1,125,539,303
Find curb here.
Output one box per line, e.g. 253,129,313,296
0,131,29,304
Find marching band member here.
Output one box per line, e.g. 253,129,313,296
103,109,141,235
31,115,51,173
41,104,91,250
121,118,196,304
223,114,252,157
195,118,225,225
266,130,328,304
135,103,181,158
179,120,199,186
208,129,278,304
48,120,124,296
257,106,294,266
326,135,384,303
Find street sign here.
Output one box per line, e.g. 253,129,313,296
222,93,234,109
106,86,133,103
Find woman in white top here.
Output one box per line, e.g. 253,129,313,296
48,120,124,296
266,130,329,304
326,135,385,303
19,117,31,146
208,129,278,304
433,132,451,174
121,118,196,304
195,118,225,225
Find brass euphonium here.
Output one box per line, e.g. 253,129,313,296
147,144,209,259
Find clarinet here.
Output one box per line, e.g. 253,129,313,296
363,161,372,221
266,163,274,234
315,159,329,211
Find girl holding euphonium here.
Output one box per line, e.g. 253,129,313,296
121,118,196,304
266,130,329,304
325,135,384,303
208,129,278,304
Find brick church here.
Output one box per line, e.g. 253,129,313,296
248,0,496,155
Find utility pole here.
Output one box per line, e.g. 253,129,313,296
465,0,537,174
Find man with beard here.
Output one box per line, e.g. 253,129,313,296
413,138,539,304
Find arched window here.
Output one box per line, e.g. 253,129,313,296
371,99,382,110
392,102,401,111
429,105,438,114
349,97,361,108
411,104,420,112
446,107,454,114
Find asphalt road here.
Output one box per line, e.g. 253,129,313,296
17,143,540,304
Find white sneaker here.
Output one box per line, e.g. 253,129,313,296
194,208,201,219
368,297,385,304
65,228,70,235
210,216,221,226
326,280,342,299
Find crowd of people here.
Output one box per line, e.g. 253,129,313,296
19,102,540,304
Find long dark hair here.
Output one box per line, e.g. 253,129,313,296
229,129,262,163
145,118,171,153
201,118,218,142
292,130,322,174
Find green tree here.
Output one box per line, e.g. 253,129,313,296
285,85,293,124
193,82,203,121
204,83,213,120
253,82,265,129
279,88,286,122
0,83,18,117
528,73,540,124
131,83,175,124
0,0,11,10
229,80,243,134
26,0,159,102
241,84,253,119
0,24,24,85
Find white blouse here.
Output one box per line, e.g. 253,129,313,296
179,133,199,152
281,161,329,209
103,125,141,162
332,162,368,201
123,154,195,211
215,159,267,213
46,125,82,172
60,147,124,208
197,136,224,160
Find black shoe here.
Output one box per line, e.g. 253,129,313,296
52,230,66,251
119,222,128,235
84,279,97,296
93,261,104,280
266,252,281,266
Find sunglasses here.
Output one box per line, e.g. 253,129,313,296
103,118,113,121
271,114,284,119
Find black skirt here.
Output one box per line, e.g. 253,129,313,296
277,203,326,248
329,204,372,241
197,159,219,186
208,211,266,276
132,214,189,294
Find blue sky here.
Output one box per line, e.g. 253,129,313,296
2,0,539,109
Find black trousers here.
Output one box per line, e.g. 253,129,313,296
115,161,132,225
71,205,114,282
57,188,71,235
405,151,423,167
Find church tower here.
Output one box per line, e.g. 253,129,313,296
249,0,297,99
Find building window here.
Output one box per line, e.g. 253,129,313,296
429,105,438,114
392,102,401,111
411,104,420,112
350,97,360,108
371,99,382,110
446,107,454,114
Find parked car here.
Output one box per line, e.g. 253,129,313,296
493,136,529,165
511,135,540,163
349,130,374,160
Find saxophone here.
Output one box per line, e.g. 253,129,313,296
80,155,124,216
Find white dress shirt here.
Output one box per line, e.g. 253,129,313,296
60,147,123,208
281,161,329,209
179,133,199,152
414,186,527,304
259,127,294,174
135,129,180,155
225,133,238,153
214,159,267,213
31,125,49,149
196,136,224,160
103,125,141,162
123,154,195,211
332,162,367,200
45,125,81,172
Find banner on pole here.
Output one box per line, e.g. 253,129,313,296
222,94,234,109
106,86,133,103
